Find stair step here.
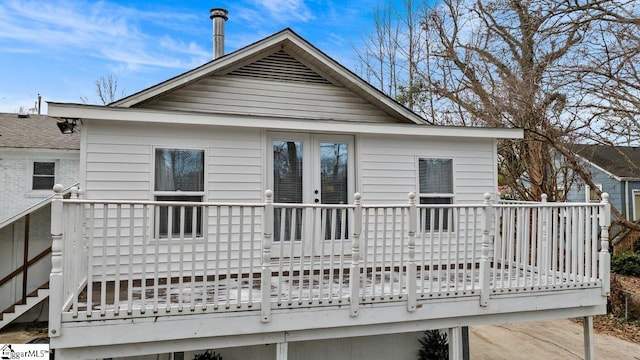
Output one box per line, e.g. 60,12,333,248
0,289,49,330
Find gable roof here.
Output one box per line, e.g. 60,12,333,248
573,144,640,180
0,113,80,150
111,28,428,125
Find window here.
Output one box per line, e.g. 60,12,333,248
154,148,204,237
586,184,602,203
32,162,55,190
418,158,454,231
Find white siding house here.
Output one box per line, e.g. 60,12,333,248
0,114,79,222
46,28,611,360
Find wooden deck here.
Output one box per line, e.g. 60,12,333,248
70,262,599,319
48,191,612,359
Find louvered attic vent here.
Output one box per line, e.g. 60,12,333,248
229,50,331,84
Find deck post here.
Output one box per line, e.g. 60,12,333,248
583,315,595,360
261,190,274,322
541,194,549,281
407,192,417,312
349,193,362,317
49,184,64,337
479,193,493,307
276,342,288,360
599,193,611,296
448,327,463,360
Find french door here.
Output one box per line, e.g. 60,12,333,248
269,132,354,255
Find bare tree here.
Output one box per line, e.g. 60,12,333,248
357,1,615,199
80,73,126,105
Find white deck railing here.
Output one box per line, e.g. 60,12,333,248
48,187,611,336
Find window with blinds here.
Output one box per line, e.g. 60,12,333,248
418,158,454,231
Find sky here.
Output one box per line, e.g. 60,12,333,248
0,0,403,114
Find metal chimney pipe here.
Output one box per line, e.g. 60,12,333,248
210,8,228,59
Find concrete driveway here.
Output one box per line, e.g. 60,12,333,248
470,319,640,359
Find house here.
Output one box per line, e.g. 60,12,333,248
45,13,611,360
0,113,79,330
566,144,640,252
0,113,80,222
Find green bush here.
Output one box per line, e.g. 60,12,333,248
417,330,449,360
193,350,222,360
612,251,640,276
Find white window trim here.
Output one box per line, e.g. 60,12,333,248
585,183,603,203
416,156,455,201
416,156,455,233
151,146,207,240
632,189,640,221
28,160,59,196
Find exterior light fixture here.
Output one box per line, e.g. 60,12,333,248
57,118,78,134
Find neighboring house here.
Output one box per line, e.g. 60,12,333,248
566,144,640,252
0,113,79,222
0,113,79,329
45,22,611,360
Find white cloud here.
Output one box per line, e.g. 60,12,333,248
0,0,209,71
237,0,314,26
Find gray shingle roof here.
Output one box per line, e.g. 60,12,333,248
0,113,80,150
573,144,640,179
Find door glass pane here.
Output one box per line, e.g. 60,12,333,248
320,142,348,239
634,193,640,220
273,140,303,241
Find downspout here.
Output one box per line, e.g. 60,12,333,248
626,180,630,221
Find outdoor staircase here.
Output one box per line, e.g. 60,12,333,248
0,283,49,330
0,183,78,332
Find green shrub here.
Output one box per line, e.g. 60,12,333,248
193,350,222,360
612,251,640,276
417,330,449,360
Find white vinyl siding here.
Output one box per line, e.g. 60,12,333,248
359,135,496,203
139,75,402,123
82,121,264,278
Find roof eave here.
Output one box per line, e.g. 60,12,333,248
47,102,523,139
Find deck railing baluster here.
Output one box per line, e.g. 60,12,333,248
166,206,173,313
479,193,492,307
177,206,185,312
86,204,95,318
153,205,159,313
361,208,370,302
249,206,256,308
407,193,417,312
338,207,347,301
202,206,210,311
127,205,134,315
141,204,149,314
261,190,273,322
225,206,232,309
190,205,197,312
349,193,362,317
331,208,338,301
100,205,108,316
297,207,305,304
214,206,221,310
237,206,244,309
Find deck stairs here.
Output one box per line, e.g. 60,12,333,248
0,183,78,331
0,283,50,330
